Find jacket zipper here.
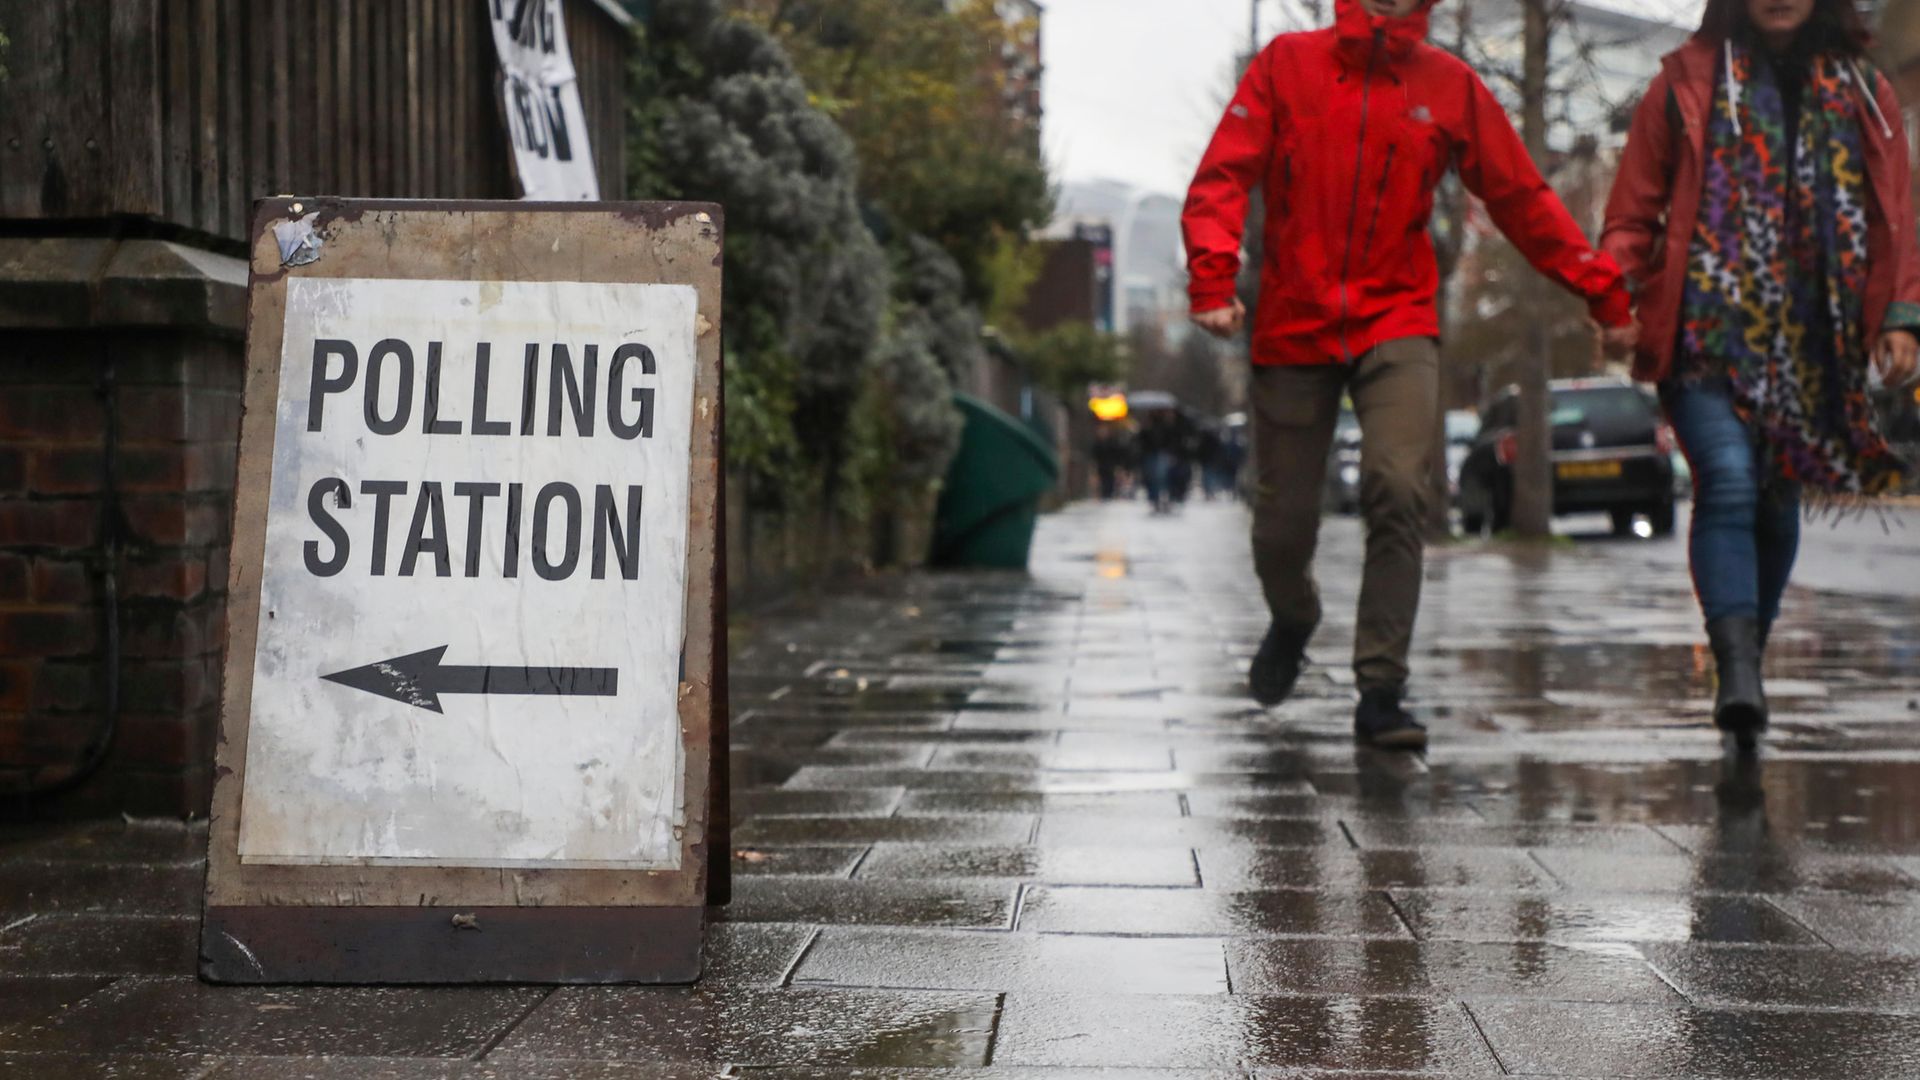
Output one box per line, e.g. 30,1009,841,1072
1359,144,1397,270
1337,31,1385,364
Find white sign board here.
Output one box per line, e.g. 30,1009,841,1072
488,0,601,200
235,277,698,870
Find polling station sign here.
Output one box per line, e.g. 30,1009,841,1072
203,200,724,985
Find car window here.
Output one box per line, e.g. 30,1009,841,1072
1551,388,1658,426
1550,387,1655,438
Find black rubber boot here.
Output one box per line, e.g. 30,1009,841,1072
1249,622,1312,708
1355,687,1428,750
1708,615,1768,752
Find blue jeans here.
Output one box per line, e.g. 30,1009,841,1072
1141,451,1171,507
1663,382,1801,625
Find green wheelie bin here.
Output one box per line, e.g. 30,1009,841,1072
930,394,1061,569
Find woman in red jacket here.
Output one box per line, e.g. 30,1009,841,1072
1185,0,1635,749
1602,0,1920,751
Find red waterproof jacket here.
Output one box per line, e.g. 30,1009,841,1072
1601,38,1920,383
1183,0,1632,366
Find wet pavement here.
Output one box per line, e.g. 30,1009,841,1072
5,498,1920,1077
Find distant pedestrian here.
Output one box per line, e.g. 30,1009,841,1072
1093,427,1126,500
1166,412,1197,507
1134,411,1178,514
1603,0,1919,750
1184,0,1637,749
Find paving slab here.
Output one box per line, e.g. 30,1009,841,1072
719,879,1018,929
0,978,543,1057
1198,845,1555,892
732,846,870,878
1765,894,1920,953
200,1061,720,1079
1641,942,1920,1011
1226,938,1681,1002
991,993,1501,1072
0,1053,214,1079
1034,815,1338,848
702,924,817,988
1016,885,1407,938
791,928,1227,994
0,975,113,1030
488,988,998,1066
0,915,197,977
893,791,1184,816
1532,850,1920,896
855,845,1199,886
1469,999,1920,1077
1391,891,1825,945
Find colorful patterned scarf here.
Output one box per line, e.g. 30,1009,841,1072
1678,44,1904,495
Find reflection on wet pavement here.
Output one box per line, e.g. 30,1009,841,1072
4,500,1920,1074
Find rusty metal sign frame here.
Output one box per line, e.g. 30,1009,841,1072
201,197,725,984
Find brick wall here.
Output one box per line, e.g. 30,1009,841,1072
0,237,245,819
0,330,241,816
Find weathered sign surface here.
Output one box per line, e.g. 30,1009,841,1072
203,199,723,984
239,278,696,869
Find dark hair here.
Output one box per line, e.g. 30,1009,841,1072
1696,0,1872,55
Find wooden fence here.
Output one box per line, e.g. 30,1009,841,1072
0,0,633,243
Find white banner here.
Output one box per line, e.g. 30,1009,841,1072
488,0,601,201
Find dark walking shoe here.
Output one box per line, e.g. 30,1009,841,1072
1249,622,1311,707
1355,687,1428,750
1707,615,1768,753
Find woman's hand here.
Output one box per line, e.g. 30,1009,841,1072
1601,321,1640,361
1877,330,1919,388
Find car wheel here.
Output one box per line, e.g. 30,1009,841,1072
1610,508,1635,537
1649,499,1677,537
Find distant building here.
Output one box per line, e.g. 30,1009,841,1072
1047,180,1186,338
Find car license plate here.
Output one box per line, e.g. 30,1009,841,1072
1557,460,1623,480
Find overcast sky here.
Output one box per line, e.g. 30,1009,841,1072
1041,0,1295,199
1039,0,1703,199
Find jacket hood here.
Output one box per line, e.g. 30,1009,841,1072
1335,0,1436,65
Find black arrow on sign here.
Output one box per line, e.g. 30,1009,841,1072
322,646,619,713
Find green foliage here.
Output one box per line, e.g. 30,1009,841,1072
630,0,972,520
977,228,1045,335
894,235,986,384
631,0,886,505
733,0,1054,302
1016,323,1130,401
843,304,966,519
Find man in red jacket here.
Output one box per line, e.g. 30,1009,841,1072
1184,0,1637,748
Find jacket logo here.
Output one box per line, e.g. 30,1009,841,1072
1231,104,1251,119
1408,106,1433,124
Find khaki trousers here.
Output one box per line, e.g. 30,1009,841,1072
1248,337,1438,692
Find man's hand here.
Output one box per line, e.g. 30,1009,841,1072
1876,330,1919,388
1192,299,1247,340
1600,321,1640,362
